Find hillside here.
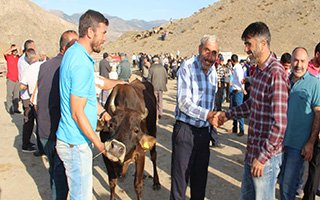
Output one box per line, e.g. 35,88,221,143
49,11,167,42
108,0,320,58
0,0,76,59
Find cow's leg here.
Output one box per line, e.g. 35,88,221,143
102,155,118,200
134,151,146,200
150,146,161,190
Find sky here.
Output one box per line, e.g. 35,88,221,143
32,0,218,21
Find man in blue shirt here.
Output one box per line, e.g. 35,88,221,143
170,35,218,200
279,47,320,200
56,10,121,200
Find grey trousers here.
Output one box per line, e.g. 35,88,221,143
154,90,163,117
6,79,19,112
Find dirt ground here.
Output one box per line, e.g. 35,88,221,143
0,70,317,200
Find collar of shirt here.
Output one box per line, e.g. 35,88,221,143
256,52,275,72
289,70,309,88
195,56,215,75
74,42,95,65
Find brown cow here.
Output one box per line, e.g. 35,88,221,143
99,79,161,200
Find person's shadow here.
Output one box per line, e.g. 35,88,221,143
10,109,50,199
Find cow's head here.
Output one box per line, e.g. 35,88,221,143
101,107,156,163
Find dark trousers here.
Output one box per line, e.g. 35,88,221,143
170,121,210,200
41,138,68,199
225,82,230,102
22,99,44,153
230,91,244,133
215,83,225,111
303,141,320,200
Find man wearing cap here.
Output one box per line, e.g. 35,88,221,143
148,56,167,119
117,53,132,82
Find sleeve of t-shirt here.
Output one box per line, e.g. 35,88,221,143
312,81,320,107
70,64,92,98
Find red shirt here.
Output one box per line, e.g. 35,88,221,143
227,53,289,165
308,60,320,77
4,54,19,81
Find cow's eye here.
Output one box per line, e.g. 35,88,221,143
133,127,139,134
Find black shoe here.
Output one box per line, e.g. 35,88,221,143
212,141,224,148
14,110,22,114
33,151,45,157
22,146,37,153
316,189,320,196
237,132,244,137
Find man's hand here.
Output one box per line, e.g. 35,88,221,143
209,111,228,128
251,158,265,177
96,141,105,154
301,142,314,161
102,111,112,122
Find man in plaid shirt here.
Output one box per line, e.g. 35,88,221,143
211,22,289,199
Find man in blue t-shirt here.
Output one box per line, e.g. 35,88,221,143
56,10,124,200
279,47,320,200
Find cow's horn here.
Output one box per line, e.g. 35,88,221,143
109,87,118,113
141,108,148,120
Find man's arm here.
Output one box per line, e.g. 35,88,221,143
302,106,320,161
96,76,127,91
70,95,105,153
3,46,17,56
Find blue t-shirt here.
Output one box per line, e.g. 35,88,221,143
56,42,97,145
284,71,320,150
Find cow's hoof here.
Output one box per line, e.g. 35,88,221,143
153,183,161,190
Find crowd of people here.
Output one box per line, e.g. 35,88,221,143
3,9,320,200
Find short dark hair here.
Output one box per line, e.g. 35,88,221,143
103,52,108,59
315,42,320,54
241,21,271,46
231,54,238,63
280,53,291,64
78,9,109,38
59,30,78,52
23,39,34,53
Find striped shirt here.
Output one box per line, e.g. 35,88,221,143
175,56,217,128
226,53,289,165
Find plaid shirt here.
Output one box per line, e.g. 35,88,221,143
175,56,217,128
226,53,289,165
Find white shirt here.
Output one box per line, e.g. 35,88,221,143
18,55,31,100
20,61,41,100
231,63,244,91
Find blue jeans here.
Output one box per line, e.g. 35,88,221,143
230,91,244,133
41,138,68,200
279,146,305,200
240,153,283,200
56,140,93,200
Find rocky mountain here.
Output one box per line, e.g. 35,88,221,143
108,0,320,58
50,11,167,41
0,0,76,59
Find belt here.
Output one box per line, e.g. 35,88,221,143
176,120,209,131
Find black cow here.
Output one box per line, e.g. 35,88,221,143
99,79,161,200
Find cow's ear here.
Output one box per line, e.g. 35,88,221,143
140,108,148,120
139,135,156,150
